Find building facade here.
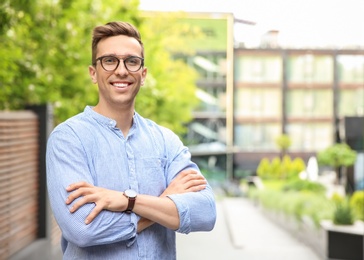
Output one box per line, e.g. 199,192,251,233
233,48,364,176
165,12,364,179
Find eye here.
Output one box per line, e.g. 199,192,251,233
102,56,118,64
126,57,141,66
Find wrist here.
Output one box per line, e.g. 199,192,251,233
123,189,137,213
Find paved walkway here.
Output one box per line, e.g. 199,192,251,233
177,197,321,260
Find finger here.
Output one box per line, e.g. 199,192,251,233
179,169,197,178
66,187,90,204
173,170,198,184
69,193,98,212
182,173,205,184
185,179,207,190
69,196,89,213
66,181,93,192
84,204,103,224
183,169,198,176
189,184,207,192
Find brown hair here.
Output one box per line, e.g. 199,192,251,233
91,21,144,65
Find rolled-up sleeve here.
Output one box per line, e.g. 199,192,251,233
168,185,216,234
46,125,139,247
161,127,217,234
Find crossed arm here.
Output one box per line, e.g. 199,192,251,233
65,169,207,232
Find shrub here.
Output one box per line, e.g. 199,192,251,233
282,179,326,193
256,158,271,179
350,191,364,221
256,156,306,180
333,199,354,225
331,192,344,204
271,157,281,178
249,186,333,227
289,157,306,178
280,155,292,179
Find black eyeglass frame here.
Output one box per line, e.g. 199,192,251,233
94,55,144,72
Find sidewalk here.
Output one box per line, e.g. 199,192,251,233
177,197,321,260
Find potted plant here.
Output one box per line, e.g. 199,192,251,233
321,194,364,260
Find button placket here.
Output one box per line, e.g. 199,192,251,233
125,140,138,190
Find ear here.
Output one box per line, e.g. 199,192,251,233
141,67,147,86
89,65,97,84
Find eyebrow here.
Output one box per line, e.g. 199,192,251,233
101,53,141,58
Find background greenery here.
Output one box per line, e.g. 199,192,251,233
0,0,198,135
248,179,364,226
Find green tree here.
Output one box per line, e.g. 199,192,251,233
137,12,199,135
275,134,292,158
0,0,198,136
317,143,357,184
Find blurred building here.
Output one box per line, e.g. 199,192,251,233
142,11,364,181
234,48,364,176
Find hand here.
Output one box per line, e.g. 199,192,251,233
137,169,207,233
65,182,125,224
161,169,207,197
137,217,154,233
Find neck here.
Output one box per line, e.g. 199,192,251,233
93,103,134,137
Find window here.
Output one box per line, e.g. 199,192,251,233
235,88,281,117
339,88,364,116
288,54,333,83
235,123,281,150
338,55,364,83
287,123,333,151
286,89,333,118
235,55,282,83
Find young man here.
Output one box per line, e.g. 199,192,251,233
46,21,216,259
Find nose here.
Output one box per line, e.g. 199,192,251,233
114,60,129,76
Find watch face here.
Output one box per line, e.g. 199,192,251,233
125,189,137,198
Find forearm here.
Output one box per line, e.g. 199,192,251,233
137,217,154,233
133,195,180,230
50,198,137,247
136,187,216,234
168,186,216,234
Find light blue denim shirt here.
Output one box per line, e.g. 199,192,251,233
46,106,216,260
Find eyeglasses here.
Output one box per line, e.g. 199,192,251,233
95,55,144,72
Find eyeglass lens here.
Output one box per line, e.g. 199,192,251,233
100,56,143,72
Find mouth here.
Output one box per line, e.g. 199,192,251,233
111,82,131,89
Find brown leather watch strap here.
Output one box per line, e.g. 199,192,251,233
125,196,136,213
124,189,137,213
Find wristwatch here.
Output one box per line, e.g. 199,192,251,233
123,189,137,213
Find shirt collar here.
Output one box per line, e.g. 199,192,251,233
84,106,138,130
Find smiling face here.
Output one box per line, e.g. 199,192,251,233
89,35,147,112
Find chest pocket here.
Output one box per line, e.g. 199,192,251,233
136,157,167,196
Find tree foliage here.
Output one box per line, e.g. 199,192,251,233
0,0,198,135
137,12,198,134
317,143,357,168
317,143,357,185
275,134,292,157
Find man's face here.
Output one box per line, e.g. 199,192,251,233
89,35,147,108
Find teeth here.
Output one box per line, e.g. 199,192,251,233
113,83,128,87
